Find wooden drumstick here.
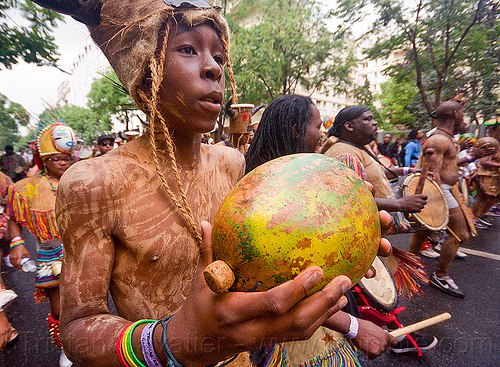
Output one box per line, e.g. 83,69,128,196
389,313,451,338
414,151,433,195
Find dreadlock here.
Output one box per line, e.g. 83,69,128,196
245,95,314,174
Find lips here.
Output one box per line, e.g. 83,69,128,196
199,91,223,114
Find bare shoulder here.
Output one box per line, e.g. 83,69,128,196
202,144,246,181
423,134,452,152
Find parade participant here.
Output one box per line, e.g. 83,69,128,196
30,1,372,366
1,172,14,267
323,106,437,354
7,121,76,366
323,107,427,216
407,101,483,298
246,94,396,365
0,145,27,182
472,137,500,225
404,129,423,168
96,134,115,156
0,171,18,351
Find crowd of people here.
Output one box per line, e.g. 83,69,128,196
0,1,499,367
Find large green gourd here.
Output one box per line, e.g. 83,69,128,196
210,153,380,293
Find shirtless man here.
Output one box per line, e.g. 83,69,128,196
35,1,384,366
408,101,494,298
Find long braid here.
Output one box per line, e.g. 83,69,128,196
142,22,203,244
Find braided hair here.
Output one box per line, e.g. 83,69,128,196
245,95,314,174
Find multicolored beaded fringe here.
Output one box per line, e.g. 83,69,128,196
8,187,59,243
263,344,288,367
264,339,361,367
296,338,362,367
392,247,430,299
334,154,366,181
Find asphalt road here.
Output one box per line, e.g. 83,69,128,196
1,217,499,367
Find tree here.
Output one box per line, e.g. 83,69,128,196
228,0,354,104
352,78,383,125
87,68,136,131
0,0,63,69
0,92,29,148
335,0,497,116
379,78,418,128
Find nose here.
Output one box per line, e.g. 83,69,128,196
202,55,222,82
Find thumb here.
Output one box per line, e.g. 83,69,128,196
198,221,215,269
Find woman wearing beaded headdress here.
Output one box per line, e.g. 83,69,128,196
31,1,356,366
7,121,76,365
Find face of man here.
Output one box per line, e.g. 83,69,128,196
383,134,392,144
453,106,465,133
158,23,225,139
416,130,424,140
347,110,378,145
98,139,114,155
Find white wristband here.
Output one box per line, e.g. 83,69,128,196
466,154,473,162
11,236,21,243
403,167,409,175
345,314,359,339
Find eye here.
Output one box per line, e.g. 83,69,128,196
179,45,195,55
214,54,225,66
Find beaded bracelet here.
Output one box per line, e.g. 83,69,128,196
10,237,25,249
141,321,162,367
160,315,184,367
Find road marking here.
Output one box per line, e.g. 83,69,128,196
459,247,500,261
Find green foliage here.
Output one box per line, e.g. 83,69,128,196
379,78,418,128
0,0,63,69
87,68,135,127
335,0,499,121
352,78,383,125
39,105,108,145
228,0,354,104
0,92,29,148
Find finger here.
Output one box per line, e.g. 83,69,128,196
364,265,376,279
249,276,352,341
379,210,392,228
378,238,392,257
198,221,214,269
363,181,375,195
234,271,351,324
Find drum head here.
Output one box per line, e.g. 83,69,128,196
358,257,398,312
378,155,393,168
403,173,449,231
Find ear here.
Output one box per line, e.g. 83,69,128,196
344,121,354,132
292,123,300,139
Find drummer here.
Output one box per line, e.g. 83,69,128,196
323,106,439,354
408,101,494,298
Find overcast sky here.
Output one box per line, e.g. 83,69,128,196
1,15,91,121
0,0,343,127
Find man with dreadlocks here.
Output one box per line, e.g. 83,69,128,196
33,1,358,366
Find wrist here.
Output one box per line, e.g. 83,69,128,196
10,237,25,250
345,315,359,339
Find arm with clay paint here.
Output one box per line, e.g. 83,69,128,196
56,162,130,367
